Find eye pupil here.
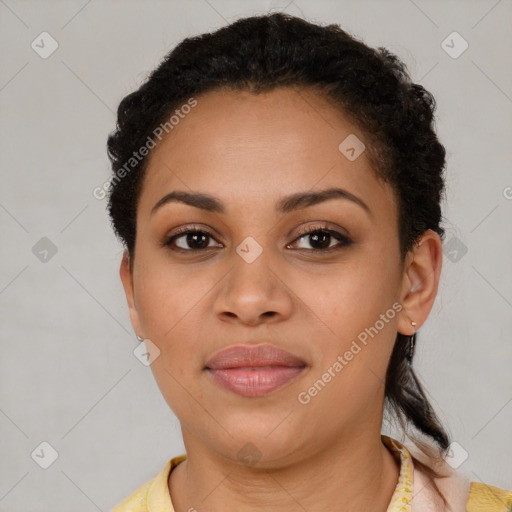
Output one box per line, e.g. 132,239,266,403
310,232,330,249
188,232,209,249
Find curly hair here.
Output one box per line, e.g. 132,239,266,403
106,11,450,500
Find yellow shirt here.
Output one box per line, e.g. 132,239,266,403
111,435,512,512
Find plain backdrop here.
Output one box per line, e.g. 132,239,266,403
0,1,511,510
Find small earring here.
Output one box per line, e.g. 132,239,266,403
136,335,144,342
407,321,417,362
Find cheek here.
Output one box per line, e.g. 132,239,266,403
133,261,223,388
294,250,400,380
294,255,398,337
297,304,398,429
134,259,212,340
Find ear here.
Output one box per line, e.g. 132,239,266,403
397,229,443,335
119,250,143,338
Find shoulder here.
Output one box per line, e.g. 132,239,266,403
110,478,153,512
402,438,511,511
414,463,512,511
110,455,186,512
466,481,512,512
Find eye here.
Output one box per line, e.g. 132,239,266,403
288,225,352,252
162,224,352,254
162,226,222,252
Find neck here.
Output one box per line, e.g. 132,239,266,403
169,431,400,512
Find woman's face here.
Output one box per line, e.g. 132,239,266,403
120,87,424,466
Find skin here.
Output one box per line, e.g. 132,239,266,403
120,86,443,512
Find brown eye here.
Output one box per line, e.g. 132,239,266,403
289,227,352,252
163,229,222,252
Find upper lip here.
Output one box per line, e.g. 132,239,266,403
205,343,306,370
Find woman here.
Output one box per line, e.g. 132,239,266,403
106,12,511,512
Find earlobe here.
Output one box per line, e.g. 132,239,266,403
397,230,443,336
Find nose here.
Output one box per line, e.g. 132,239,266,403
213,246,293,326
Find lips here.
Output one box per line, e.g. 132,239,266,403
204,343,306,370
204,343,307,398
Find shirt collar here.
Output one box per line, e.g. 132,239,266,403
146,454,185,511
381,434,415,512
147,435,415,512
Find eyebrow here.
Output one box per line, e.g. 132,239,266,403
151,187,371,216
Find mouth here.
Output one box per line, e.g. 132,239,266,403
205,366,306,397
204,343,307,397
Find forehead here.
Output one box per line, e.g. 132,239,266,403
138,87,396,219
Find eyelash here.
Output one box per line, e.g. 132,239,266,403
162,224,352,254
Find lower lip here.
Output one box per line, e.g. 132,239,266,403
206,366,305,397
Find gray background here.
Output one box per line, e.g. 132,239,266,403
0,0,511,510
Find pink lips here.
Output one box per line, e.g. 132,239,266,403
205,344,307,397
